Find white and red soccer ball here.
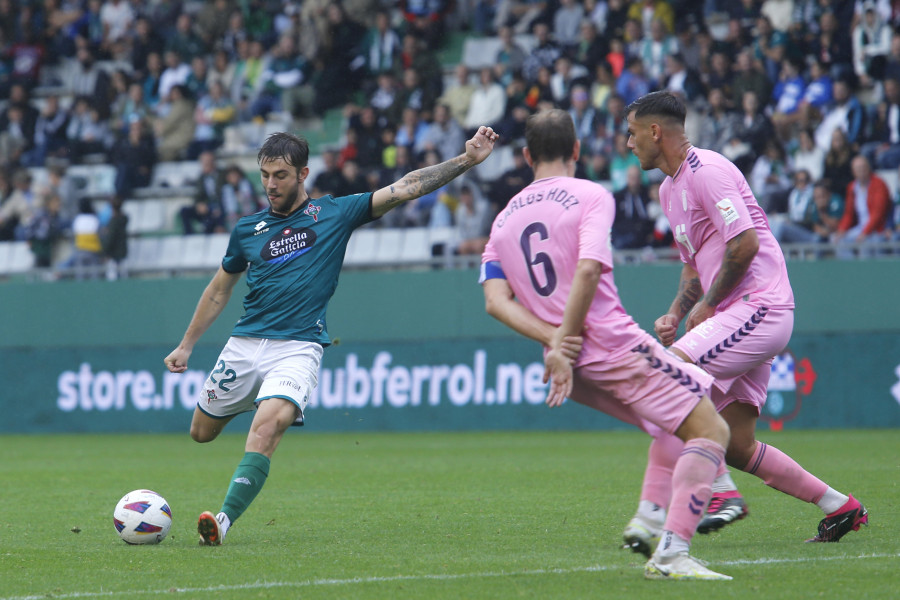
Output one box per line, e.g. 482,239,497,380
113,489,172,544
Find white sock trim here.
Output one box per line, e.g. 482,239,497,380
711,471,738,493
816,488,850,514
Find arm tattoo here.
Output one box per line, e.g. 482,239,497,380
390,155,471,205
704,231,754,307
675,275,702,318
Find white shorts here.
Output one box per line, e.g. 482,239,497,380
197,336,323,425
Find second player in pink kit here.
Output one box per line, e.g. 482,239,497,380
481,109,733,580
624,91,867,547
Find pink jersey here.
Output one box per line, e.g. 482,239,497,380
660,147,794,309
481,176,646,365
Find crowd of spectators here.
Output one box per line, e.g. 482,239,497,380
1,0,900,276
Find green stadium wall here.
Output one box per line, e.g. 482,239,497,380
1,261,899,434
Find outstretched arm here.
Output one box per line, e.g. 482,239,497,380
371,126,498,218
164,266,243,373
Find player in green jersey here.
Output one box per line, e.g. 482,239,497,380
164,126,498,545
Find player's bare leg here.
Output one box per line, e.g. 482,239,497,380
199,397,299,545
190,407,238,443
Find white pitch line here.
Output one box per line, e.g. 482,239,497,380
1,553,897,600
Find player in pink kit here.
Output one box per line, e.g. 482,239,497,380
481,109,733,580
624,91,867,545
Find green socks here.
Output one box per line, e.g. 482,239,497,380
220,452,271,524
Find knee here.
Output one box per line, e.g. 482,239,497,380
190,424,218,443
726,437,757,469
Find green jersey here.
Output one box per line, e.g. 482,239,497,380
222,192,375,345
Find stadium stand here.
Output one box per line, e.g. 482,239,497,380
0,1,899,282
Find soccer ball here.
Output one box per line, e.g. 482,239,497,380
113,489,172,545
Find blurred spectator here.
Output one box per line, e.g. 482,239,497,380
312,149,347,197
58,197,102,279
792,128,826,183
102,196,129,280
662,52,704,104
589,61,615,113
627,0,675,36
166,12,206,61
750,138,793,213
142,0,182,39
66,96,110,163
732,90,775,168
0,104,32,168
0,170,35,240
112,117,156,198
180,151,225,234
131,16,165,78
421,103,465,162
153,84,194,162
185,56,210,101
453,182,492,255
195,0,233,50
396,33,443,107
521,22,561,82
67,44,112,116
465,67,506,132
25,192,65,268
487,144,531,211
639,18,678,87
771,58,807,141
814,79,866,152
696,87,738,154
493,25,527,86
8,29,44,89
221,165,261,228
222,9,249,61
396,67,437,118
796,58,833,130
647,180,673,247
549,55,589,109
770,171,841,245
812,10,853,81
313,3,366,114
396,107,429,154
142,51,164,108
361,10,401,78
159,50,192,102
207,49,235,93
705,51,735,104
575,20,609,77
100,0,135,47
616,58,651,108
823,128,855,197
370,72,400,123
189,80,235,159
401,0,449,45
731,49,772,109
37,164,79,222
348,106,384,169
609,132,644,192
603,0,629,40
612,164,655,249
23,95,69,167
252,35,313,121
835,155,891,246
751,15,785,83
553,0,584,52
439,64,476,125
852,1,890,90
334,158,368,198
884,31,900,80
524,65,554,110
231,39,267,119
495,0,549,35
568,85,598,144
861,77,900,169
111,82,151,137
1,83,39,144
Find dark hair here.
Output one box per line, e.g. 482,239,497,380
625,91,687,127
525,109,577,164
258,132,309,170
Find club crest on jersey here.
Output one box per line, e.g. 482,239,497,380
304,203,321,222
261,226,317,264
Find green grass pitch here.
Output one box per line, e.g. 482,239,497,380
0,429,897,599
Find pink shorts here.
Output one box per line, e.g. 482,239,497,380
570,333,714,437
673,303,793,412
